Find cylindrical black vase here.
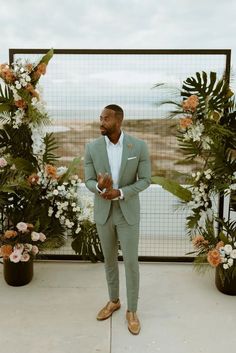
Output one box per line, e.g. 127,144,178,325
215,266,236,295
3,258,34,286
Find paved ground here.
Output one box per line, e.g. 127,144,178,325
0,261,235,353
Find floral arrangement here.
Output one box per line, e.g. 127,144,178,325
0,50,101,262
153,71,236,283
0,222,46,263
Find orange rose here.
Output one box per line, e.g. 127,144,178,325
0,245,13,258
37,63,47,75
192,235,209,249
216,241,224,250
25,84,39,99
25,63,33,72
27,173,39,185
27,223,34,231
4,230,17,239
207,249,221,267
45,164,57,179
15,99,27,109
179,117,193,129
182,95,199,112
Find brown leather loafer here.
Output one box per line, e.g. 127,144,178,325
96,300,121,320
126,311,141,335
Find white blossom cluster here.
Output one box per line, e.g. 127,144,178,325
188,169,214,228
36,167,93,235
183,121,204,142
31,127,46,157
188,169,212,209
11,60,32,89
6,59,45,129
219,243,236,270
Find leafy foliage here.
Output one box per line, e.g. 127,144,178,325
71,220,103,263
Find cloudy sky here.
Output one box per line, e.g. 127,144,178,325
1,0,236,87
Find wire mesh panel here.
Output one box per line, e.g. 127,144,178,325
10,49,230,260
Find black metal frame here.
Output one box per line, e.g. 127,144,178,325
8,48,231,263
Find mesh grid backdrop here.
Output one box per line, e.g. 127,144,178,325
11,50,229,259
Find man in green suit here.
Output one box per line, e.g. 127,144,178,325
84,104,151,335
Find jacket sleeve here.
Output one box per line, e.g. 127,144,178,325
84,143,100,195
121,141,151,200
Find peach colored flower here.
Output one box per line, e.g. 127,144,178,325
207,249,221,267
25,63,33,72
0,245,13,258
216,241,224,250
182,95,199,112
31,245,39,255
27,173,39,185
37,63,47,75
179,117,193,129
192,235,209,248
14,99,27,109
21,252,30,262
4,230,17,239
31,71,41,81
27,223,34,231
25,84,39,99
45,164,57,179
0,65,16,83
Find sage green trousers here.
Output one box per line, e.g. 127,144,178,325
96,200,140,312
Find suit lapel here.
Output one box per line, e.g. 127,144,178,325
118,134,132,182
97,137,111,174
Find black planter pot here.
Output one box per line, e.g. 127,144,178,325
215,266,236,295
3,258,34,286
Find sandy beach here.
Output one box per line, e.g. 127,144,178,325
49,118,199,181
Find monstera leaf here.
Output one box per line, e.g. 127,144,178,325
151,176,192,202
181,71,234,115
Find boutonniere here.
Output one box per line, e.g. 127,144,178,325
127,143,133,149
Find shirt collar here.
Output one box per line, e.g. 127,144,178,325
105,131,124,147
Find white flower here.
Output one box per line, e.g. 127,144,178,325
16,222,28,233
224,244,233,255
53,190,59,196
223,263,229,270
14,243,24,253
24,243,33,252
9,251,21,263
21,252,30,262
230,249,236,259
0,157,7,168
48,207,54,216
15,81,22,89
31,245,39,255
31,231,40,241
56,166,68,177
228,258,234,267
39,232,46,242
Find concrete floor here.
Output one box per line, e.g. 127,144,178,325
0,261,235,353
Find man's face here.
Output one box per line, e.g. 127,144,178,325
99,108,120,136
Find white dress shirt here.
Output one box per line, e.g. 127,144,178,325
96,132,124,199
104,132,124,190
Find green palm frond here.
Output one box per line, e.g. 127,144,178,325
42,133,59,164
59,157,81,184
0,82,13,103
71,220,104,262
0,124,38,167
151,176,192,202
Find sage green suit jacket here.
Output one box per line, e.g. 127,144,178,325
84,133,151,225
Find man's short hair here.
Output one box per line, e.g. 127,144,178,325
105,104,124,120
